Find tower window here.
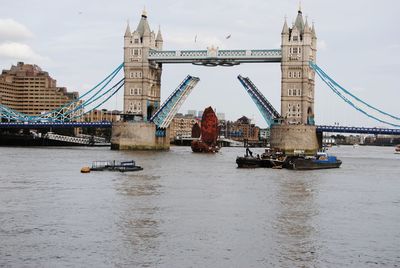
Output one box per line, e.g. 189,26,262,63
293,47,298,54
293,36,298,41
134,39,139,44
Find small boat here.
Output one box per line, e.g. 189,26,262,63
236,156,273,168
236,148,283,168
286,152,342,170
89,160,143,172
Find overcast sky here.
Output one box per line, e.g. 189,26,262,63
1,0,399,128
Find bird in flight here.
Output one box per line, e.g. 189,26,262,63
226,34,231,39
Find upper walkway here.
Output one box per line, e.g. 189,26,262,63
148,49,282,66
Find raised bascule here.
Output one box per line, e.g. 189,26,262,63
111,7,320,153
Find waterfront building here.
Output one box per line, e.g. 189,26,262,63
83,109,121,123
226,116,260,142
169,113,200,141
0,62,79,118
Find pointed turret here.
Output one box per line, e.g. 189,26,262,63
136,8,151,37
125,20,131,37
155,26,163,50
294,9,305,34
156,26,163,41
281,18,289,34
304,18,311,34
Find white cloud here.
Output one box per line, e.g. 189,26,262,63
0,18,33,42
0,42,48,62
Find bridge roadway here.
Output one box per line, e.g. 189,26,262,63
1,122,399,135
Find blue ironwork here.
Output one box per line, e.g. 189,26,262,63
0,64,124,123
0,121,112,129
150,75,200,128
310,61,400,128
237,75,280,126
316,125,400,135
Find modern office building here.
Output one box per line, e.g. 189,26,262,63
0,62,79,117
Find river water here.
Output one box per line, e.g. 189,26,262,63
0,145,399,267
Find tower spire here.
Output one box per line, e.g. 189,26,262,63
282,17,289,34
142,6,147,18
124,20,131,37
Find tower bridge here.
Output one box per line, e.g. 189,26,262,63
111,7,319,151
1,6,399,151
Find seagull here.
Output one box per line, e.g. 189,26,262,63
225,34,231,39
194,35,197,43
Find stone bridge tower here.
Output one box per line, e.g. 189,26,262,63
123,9,163,121
112,10,169,150
280,7,317,125
270,7,320,155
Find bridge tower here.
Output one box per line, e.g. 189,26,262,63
270,7,320,154
111,9,169,150
280,7,317,124
123,9,163,121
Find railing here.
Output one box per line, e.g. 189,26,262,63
44,133,91,145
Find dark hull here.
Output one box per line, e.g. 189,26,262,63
236,156,273,168
91,166,143,172
287,158,342,170
191,140,219,153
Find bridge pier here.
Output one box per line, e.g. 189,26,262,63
269,125,319,155
111,122,169,150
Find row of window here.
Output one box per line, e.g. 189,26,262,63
289,47,301,54
129,88,142,95
128,101,142,112
288,71,302,78
129,71,142,79
288,88,302,96
130,48,142,57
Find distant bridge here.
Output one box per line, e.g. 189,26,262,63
1,121,399,136
0,121,112,129
316,125,400,135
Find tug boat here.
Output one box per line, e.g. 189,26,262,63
286,152,342,170
81,160,143,173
